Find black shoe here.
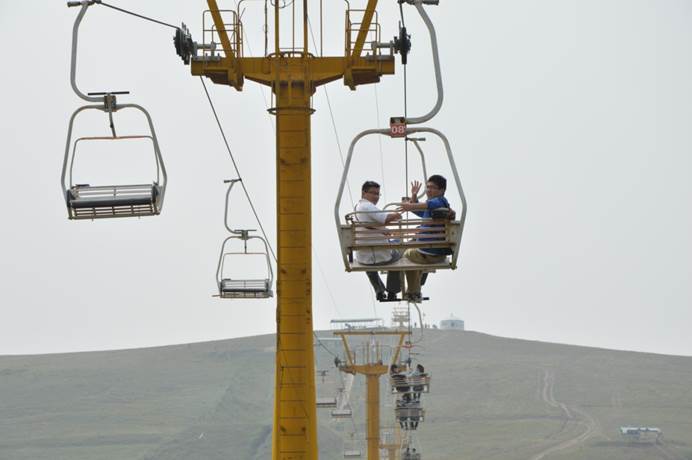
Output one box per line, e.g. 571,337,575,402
405,292,422,303
376,291,387,301
387,292,399,301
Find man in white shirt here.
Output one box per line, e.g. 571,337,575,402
354,181,402,301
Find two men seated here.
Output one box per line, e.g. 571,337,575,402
353,175,455,302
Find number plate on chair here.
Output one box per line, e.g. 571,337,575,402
390,117,407,138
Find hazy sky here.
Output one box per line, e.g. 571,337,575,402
0,0,690,356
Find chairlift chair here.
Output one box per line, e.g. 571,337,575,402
317,397,338,408
343,449,363,459
402,451,422,460
331,408,353,419
395,404,425,430
62,3,167,220
62,102,168,220
334,128,466,273
390,374,431,395
343,433,363,458
216,180,274,299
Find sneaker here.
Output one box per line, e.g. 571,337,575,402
387,292,399,301
376,291,387,302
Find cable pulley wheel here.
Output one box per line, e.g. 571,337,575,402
394,25,412,65
174,23,194,65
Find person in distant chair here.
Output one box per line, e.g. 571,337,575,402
354,181,403,301
398,175,455,302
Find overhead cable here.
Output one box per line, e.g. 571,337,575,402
98,1,179,30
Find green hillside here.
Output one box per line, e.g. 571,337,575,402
1,330,691,460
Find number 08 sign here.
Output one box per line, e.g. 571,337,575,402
389,117,407,138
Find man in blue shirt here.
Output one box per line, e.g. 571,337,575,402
398,175,455,302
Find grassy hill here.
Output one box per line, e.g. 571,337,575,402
1,330,691,460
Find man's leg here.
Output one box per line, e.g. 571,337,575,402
385,271,402,296
404,250,445,298
374,250,401,298
420,272,429,286
403,249,424,297
365,271,385,297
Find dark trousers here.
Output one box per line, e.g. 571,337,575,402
366,271,402,295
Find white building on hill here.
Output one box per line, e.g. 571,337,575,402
439,315,464,331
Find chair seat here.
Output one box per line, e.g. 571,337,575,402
316,397,338,408
349,256,451,272
67,184,160,219
220,279,273,298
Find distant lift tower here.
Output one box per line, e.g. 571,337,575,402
178,1,395,459
334,328,408,460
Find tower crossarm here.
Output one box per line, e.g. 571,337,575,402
192,55,395,91
191,0,395,91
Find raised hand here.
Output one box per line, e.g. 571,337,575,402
410,180,422,200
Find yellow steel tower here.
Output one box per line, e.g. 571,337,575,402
188,1,395,458
334,329,408,460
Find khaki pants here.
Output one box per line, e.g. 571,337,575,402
404,249,446,295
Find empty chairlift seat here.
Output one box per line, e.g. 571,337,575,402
316,397,338,408
343,449,362,459
67,182,162,219
343,434,362,458
331,408,353,419
62,105,168,221
216,180,274,299
216,235,274,299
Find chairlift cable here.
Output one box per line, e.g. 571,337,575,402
374,85,387,202
98,1,179,30
200,76,277,262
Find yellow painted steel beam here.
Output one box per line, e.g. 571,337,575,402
351,0,379,59
192,56,394,90
208,0,236,60
273,83,317,460
206,0,243,90
367,374,381,460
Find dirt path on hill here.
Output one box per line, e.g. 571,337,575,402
528,370,597,460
